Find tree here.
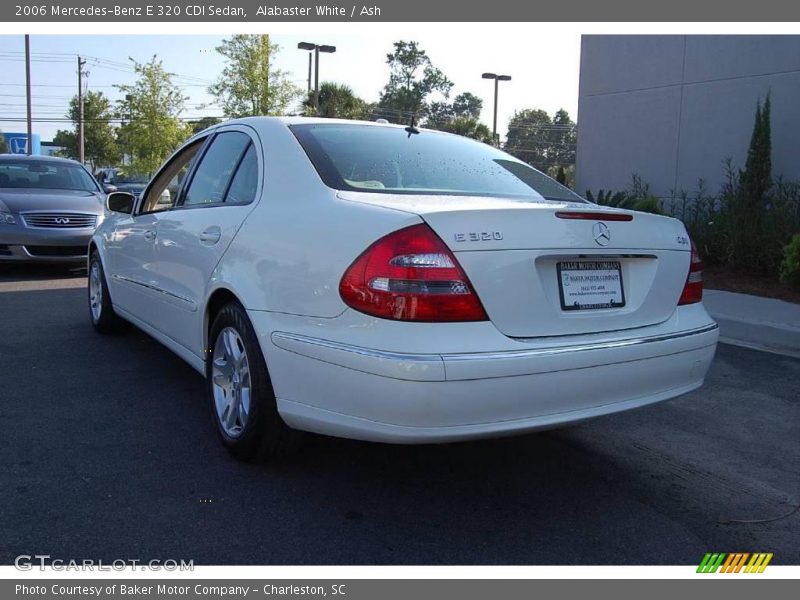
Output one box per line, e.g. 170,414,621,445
209,34,300,118
424,92,483,129
551,108,578,168
740,94,772,203
727,94,775,273
504,108,577,173
0,131,7,154
504,108,552,171
452,92,482,120
437,116,493,144
378,41,452,123
189,116,222,134
303,82,368,119
423,101,454,128
51,91,120,169
115,56,192,175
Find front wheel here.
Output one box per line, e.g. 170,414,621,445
207,301,301,461
88,252,125,334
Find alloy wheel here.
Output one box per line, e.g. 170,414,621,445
89,259,103,322
211,327,252,438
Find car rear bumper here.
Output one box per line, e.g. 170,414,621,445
254,307,719,443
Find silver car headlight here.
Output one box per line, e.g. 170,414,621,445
0,211,16,225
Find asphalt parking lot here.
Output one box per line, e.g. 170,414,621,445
0,264,798,565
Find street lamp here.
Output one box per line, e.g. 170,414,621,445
298,42,336,111
482,72,511,145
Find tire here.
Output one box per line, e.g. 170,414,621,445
88,251,125,334
207,301,301,461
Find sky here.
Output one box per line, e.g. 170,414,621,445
0,33,581,142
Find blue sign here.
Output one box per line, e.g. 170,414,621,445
2,132,41,155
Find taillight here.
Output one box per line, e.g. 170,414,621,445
339,223,488,322
678,239,703,305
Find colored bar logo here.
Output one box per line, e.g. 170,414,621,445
697,552,773,573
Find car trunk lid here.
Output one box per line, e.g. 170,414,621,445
338,191,692,337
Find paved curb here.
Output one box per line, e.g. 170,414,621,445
704,289,800,357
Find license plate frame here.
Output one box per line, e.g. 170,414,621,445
557,260,626,311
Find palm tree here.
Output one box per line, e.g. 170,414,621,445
304,82,368,120
437,116,493,144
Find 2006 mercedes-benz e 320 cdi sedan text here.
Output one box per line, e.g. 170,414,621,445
89,118,718,461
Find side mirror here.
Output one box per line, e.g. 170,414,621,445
106,191,136,214
103,183,118,194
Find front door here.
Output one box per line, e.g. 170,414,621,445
106,137,206,331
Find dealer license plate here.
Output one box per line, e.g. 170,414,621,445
557,261,625,311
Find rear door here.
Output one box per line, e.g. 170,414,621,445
147,126,261,357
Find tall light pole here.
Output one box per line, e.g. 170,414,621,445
482,72,511,145
297,42,336,111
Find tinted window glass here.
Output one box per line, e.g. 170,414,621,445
225,145,258,204
140,139,204,213
183,132,251,206
0,160,98,192
290,124,585,203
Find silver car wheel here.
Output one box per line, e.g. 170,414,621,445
89,259,103,322
211,326,252,438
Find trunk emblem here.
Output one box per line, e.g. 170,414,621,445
453,231,503,243
592,222,611,246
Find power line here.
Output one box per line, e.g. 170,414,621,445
0,51,215,86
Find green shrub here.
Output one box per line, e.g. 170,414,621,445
585,175,662,215
669,180,726,265
780,234,800,289
585,189,630,208
631,196,663,215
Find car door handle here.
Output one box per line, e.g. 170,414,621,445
199,226,222,245
143,229,157,241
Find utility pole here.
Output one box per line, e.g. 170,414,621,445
24,35,32,155
77,55,87,164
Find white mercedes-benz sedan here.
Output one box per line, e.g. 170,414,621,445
89,117,718,461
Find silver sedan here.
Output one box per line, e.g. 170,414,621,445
0,154,106,263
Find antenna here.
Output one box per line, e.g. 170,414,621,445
405,113,420,137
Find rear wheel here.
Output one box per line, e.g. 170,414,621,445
88,252,125,334
207,301,301,461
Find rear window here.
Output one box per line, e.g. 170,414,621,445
0,160,99,192
290,123,585,203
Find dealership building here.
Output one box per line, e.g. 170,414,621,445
576,35,800,201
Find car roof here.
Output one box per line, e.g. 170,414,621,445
206,115,430,133
0,154,86,166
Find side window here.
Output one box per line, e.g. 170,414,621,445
224,144,258,205
140,139,204,214
182,132,251,207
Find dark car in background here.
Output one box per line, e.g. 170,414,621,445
95,168,149,200
0,155,105,263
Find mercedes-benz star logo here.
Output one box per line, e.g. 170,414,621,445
592,222,611,246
